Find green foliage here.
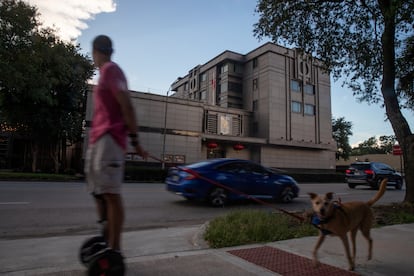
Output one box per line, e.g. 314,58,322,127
254,1,413,105
204,205,414,249
332,117,353,160
396,35,414,109
373,203,414,226
204,210,317,248
0,0,93,141
351,135,396,155
0,171,79,181
0,0,94,171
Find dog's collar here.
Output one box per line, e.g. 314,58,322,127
311,203,344,235
311,214,333,235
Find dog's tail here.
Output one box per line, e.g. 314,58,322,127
367,178,387,206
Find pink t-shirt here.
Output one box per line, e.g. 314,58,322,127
90,62,128,150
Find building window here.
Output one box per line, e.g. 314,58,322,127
184,82,189,91
205,113,218,134
253,58,258,68
304,84,314,95
234,63,243,74
291,80,301,92
220,82,228,93
291,101,302,113
304,104,315,115
190,78,197,90
253,78,258,90
228,81,242,92
232,115,242,136
200,73,206,82
221,64,228,74
220,115,231,135
252,100,258,111
200,90,206,100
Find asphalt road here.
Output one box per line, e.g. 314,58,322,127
0,181,405,239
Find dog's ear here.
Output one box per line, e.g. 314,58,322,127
308,192,318,199
325,192,334,200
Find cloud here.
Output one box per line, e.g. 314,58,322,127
24,0,116,42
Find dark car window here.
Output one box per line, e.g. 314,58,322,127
235,163,251,174
377,163,393,171
216,162,242,173
350,163,370,170
247,164,269,176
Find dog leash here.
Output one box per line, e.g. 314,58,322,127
139,154,305,222
181,167,305,222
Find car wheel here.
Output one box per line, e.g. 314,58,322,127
371,178,381,190
278,186,294,203
395,179,403,190
348,183,356,189
208,187,227,207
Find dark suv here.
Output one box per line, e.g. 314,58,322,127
345,162,403,190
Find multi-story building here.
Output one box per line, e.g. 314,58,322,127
84,42,336,172
169,42,335,171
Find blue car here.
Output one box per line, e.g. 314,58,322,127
165,158,300,206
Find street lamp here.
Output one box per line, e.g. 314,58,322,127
161,88,171,170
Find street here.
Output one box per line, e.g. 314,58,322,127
0,181,406,239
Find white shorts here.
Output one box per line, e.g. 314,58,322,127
84,134,125,195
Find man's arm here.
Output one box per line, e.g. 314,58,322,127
115,90,148,159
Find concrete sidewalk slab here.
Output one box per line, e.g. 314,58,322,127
1,224,413,275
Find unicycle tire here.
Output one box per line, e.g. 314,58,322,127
88,249,125,276
79,236,107,265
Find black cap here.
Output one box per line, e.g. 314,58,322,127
93,35,113,55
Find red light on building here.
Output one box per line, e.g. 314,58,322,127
233,143,244,151
207,142,218,149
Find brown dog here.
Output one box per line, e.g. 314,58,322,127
308,179,387,270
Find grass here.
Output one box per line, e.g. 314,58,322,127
204,209,317,248
204,203,414,248
0,171,80,181
373,203,414,226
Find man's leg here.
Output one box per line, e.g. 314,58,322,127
103,193,124,251
93,194,108,239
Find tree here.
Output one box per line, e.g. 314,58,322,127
396,35,414,109
352,136,380,155
332,117,353,160
0,0,93,172
378,135,397,153
351,135,397,155
254,0,414,203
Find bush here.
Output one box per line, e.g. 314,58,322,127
0,172,79,181
204,209,317,248
124,165,167,182
204,204,414,249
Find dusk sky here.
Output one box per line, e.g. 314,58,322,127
25,0,413,146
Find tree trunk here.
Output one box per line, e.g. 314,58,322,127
31,142,38,173
50,142,60,174
380,1,414,202
404,136,414,202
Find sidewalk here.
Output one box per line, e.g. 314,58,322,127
1,223,414,275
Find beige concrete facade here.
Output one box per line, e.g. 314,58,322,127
84,42,336,171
